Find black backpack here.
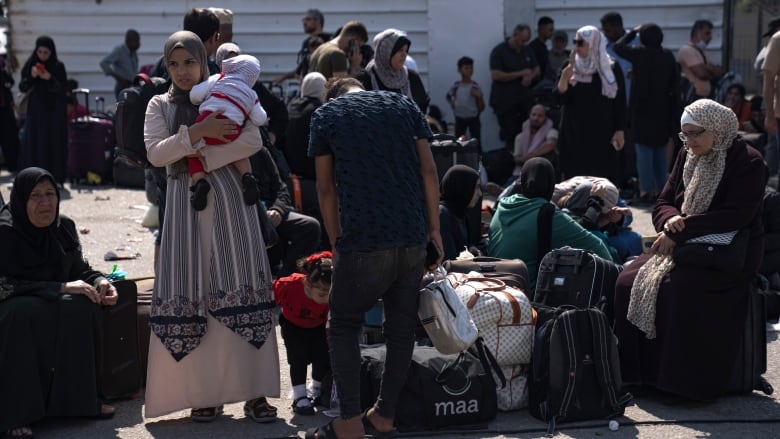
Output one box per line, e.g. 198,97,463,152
528,305,632,435
114,73,170,168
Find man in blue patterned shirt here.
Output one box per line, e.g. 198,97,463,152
307,77,441,438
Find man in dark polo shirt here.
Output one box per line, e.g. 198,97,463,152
307,78,441,438
490,23,540,150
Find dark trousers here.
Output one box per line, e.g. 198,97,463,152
279,314,330,386
454,116,481,145
328,246,425,419
0,101,19,172
269,211,321,276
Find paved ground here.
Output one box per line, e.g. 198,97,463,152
2,170,779,438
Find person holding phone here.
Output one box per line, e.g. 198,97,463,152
17,36,69,185
555,25,626,184
355,28,430,113
308,21,367,79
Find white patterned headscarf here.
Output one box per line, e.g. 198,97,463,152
570,25,618,98
627,99,738,338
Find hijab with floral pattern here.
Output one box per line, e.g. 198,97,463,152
628,99,738,339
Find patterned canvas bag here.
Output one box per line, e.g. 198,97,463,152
496,364,529,411
448,272,536,365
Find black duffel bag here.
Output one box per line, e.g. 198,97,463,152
360,342,501,432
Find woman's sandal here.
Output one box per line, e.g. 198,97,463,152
304,419,338,439
190,405,224,423
3,426,33,438
292,396,315,415
361,409,399,439
244,397,277,423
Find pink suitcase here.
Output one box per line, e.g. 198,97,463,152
67,89,114,182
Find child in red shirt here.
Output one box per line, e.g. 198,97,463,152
273,251,332,415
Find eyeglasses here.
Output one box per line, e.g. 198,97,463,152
678,129,706,141
573,39,586,47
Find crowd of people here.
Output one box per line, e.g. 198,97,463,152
0,5,777,439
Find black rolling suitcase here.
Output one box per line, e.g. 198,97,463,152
534,246,623,322
430,133,482,244
727,275,774,395
135,278,154,385
99,279,142,400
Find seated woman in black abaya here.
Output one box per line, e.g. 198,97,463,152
0,167,118,438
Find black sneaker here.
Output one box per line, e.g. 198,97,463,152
189,179,211,211
241,173,261,205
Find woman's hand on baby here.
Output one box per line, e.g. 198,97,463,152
196,110,237,143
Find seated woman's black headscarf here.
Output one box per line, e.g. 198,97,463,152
440,164,480,218
519,157,556,200
0,167,80,283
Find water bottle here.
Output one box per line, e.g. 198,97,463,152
322,384,340,417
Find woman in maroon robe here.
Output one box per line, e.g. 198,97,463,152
613,99,766,401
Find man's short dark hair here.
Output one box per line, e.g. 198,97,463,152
538,16,554,28
306,8,324,27
340,21,369,44
691,19,714,38
513,24,531,35
600,11,624,28
183,8,220,43
325,77,364,100
457,56,474,68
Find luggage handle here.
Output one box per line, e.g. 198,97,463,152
133,73,153,86
72,88,91,116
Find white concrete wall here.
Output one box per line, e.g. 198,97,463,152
6,0,725,153
428,0,503,152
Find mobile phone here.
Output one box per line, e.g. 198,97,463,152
348,39,358,56
425,240,442,267
36,62,46,72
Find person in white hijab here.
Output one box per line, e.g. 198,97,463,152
555,25,627,184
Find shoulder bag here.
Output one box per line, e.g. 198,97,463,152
673,228,750,273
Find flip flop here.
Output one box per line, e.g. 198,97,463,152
361,409,399,439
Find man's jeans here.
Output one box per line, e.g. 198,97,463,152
328,246,425,420
635,143,668,194
768,127,779,177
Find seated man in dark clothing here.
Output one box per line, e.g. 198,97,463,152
249,147,321,277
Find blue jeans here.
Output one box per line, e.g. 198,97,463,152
768,128,779,177
635,143,667,193
328,246,425,420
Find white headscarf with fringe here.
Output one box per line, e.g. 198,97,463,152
570,25,618,98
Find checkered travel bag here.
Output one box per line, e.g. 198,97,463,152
496,364,529,411
448,272,536,366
